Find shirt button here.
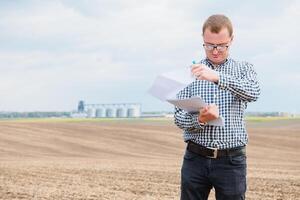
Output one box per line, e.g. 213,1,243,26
212,141,218,148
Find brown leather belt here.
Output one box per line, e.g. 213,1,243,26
187,141,246,159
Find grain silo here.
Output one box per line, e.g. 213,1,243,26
116,107,127,118
87,108,96,118
95,108,105,118
79,101,141,118
127,104,141,118
106,107,116,118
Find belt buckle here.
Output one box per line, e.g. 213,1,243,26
207,147,218,158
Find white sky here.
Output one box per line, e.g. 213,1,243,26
0,0,299,113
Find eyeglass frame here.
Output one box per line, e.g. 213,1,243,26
202,42,231,52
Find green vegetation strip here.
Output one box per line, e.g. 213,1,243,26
0,116,299,123
245,116,300,122
0,117,173,123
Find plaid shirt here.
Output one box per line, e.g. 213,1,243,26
174,58,260,149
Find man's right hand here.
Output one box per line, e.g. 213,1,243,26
191,64,220,83
198,104,219,124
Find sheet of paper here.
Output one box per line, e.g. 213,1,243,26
148,67,195,101
148,75,186,101
167,97,225,126
167,96,206,113
161,67,195,85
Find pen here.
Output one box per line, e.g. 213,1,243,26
190,60,196,78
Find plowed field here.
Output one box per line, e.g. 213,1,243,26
0,118,299,199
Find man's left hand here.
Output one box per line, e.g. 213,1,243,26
198,104,219,124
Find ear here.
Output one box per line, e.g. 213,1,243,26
230,35,234,43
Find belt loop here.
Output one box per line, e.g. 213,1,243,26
226,149,230,156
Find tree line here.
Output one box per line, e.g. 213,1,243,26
0,112,71,118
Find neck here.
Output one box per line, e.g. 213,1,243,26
206,58,228,67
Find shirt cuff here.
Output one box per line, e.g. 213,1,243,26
191,114,205,130
217,72,229,90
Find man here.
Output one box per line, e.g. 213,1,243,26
174,14,260,200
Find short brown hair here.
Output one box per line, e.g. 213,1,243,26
202,14,233,36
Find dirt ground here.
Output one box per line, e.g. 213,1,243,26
0,118,299,200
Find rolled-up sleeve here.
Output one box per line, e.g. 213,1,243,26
217,62,260,102
174,86,205,131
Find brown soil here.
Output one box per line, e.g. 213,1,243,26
0,119,299,200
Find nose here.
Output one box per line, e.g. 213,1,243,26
212,48,218,55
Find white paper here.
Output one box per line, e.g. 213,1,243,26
148,67,224,126
161,67,195,85
167,96,206,113
148,67,195,101
148,75,186,101
167,97,225,126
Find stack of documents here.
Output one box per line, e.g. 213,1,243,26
148,67,224,126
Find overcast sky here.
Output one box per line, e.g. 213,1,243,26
0,0,299,113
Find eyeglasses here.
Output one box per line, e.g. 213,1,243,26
202,43,230,52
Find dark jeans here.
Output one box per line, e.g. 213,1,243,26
181,149,247,200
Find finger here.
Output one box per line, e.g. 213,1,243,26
210,104,218,110
202,107,210,114
200,106,208,112
196,71,205,80
190,64,201,71
202,110,214,119
199,116,207,123
194,73,203,80
198,66,206,71
201,110,208,116
193,71,200,76
192,64,206,71
191,66,201,74
193,67,203,75
200,106,209,113
201,112,208,118
208,104,216,108
193,64,202,68
206,105,219,118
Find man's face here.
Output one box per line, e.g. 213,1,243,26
203,27,233,65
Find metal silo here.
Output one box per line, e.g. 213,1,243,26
127,104,141,118
87,108,96,118
127,108,135,118
106,107,116,118
95,108,105,118
116,107,126,118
